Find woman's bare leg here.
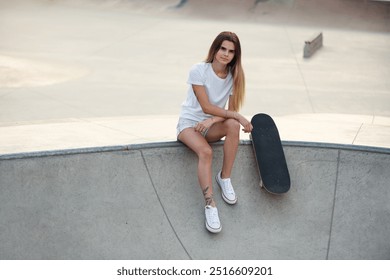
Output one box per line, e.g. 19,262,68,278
206,119,241,178
178,128,215,207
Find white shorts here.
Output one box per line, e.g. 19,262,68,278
176,118,209,138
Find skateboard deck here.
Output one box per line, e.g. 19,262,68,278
251,113,290,194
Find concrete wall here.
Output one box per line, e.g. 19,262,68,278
0,142,389,260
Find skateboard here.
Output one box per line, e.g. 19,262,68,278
250,113,290,194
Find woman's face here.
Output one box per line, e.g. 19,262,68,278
214,40,235,66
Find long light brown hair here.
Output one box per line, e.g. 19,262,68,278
205,31,245,111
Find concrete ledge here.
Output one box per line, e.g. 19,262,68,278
304,32,323,58
2,140,390,160
1,141,389,259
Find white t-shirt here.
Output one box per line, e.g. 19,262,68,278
179,62,233,122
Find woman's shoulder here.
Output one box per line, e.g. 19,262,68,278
188,62,211,80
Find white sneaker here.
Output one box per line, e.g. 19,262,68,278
216,171,237,205
205,205,222,233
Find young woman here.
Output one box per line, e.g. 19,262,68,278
176,31,253,233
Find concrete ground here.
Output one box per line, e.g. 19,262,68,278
0,0,390,260
1,142,390,260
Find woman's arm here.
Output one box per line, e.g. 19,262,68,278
227,96,253,133
193,85,228,118
193,85,252,132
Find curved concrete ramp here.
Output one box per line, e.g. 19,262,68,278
1,141,389,260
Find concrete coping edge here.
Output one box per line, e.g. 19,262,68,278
1,140,389,160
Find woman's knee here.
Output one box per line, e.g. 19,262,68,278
224,118,240,134
197,145,213,161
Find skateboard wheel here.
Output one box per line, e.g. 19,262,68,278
259,179,264,188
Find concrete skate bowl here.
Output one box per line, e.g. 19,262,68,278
36,0,390,32
1,141,389,260
172,0,390,31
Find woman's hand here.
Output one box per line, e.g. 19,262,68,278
236,114,253,133
195,118,214,134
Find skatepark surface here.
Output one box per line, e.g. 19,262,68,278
0,0,390,259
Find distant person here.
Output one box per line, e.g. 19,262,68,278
176,31,253,233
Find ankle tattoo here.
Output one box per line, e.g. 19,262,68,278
203,186,214,206
205,196,214,206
